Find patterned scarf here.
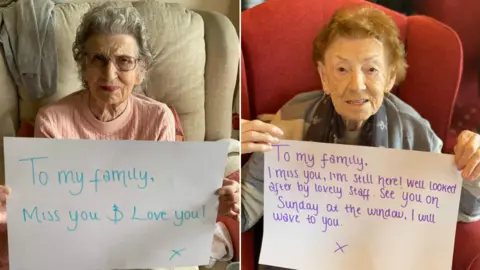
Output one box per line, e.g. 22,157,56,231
304,94,389,147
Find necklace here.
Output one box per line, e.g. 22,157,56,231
87,91,128,121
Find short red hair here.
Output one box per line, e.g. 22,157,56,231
313,5,407,85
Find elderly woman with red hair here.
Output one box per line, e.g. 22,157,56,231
241,4,480,269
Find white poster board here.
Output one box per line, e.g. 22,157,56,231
260,140,462,270
4,137,228,270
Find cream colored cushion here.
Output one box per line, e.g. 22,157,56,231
19,0,206,141
134,1,206,141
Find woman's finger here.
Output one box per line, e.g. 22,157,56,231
456,134,479,170
219,194,240,203
242,130,279,144
241,142,272,154
219,195,233,202
216,180,238,195
242,119,283,137
217,187,235,196
0,186,10,204
462,150,480,179
455,131,471,164
222,179,239,190
217,203,237,218
0,186,11,196
232,203,240,213
455,132,475,165
218,186,237,196
468,161,480,181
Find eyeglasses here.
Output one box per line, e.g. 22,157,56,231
85,53,139,71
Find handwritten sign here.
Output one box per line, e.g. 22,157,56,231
260,140,462,270
4,137,228,270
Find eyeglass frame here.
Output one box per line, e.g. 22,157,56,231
84,52,141,72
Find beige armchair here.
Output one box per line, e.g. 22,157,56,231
0,1,240,266
0,0,239,182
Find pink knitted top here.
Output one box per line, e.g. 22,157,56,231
0,90,176,269
34,90,176,140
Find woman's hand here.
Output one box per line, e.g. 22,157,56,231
454,130,480,181
241,119,283,154
0,186,10,224
0,186,10,207
217,179,240,219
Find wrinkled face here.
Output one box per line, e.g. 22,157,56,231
83,34,144,106
317,37,395,122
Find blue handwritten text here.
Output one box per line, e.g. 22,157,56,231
22,206,60,223
131,206,169,221
173,206,205,227
67,210,101,231
89,168,154,192
19,157,49,186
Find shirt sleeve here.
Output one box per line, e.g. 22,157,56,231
157,105,176,142
241,152,266,232
34,109,56,138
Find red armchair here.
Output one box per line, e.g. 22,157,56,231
414,0,480,153
241,0,465,269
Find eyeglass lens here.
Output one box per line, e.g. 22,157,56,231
90,54,137,71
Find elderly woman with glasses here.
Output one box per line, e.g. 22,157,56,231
34,4,175,141
30,4,237,212
0,4,239,269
